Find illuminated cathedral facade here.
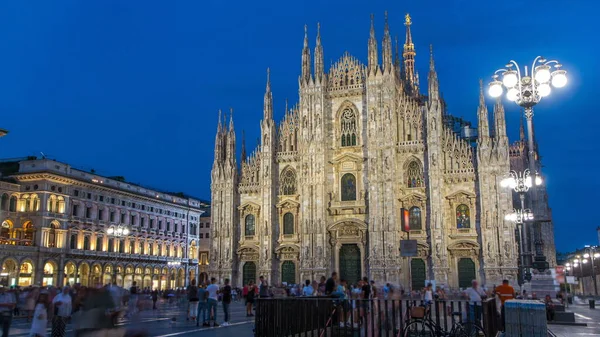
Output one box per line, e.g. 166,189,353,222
209,13,555,289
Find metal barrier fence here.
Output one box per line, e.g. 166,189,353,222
255,297,499,337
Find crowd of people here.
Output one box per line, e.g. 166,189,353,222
0,275,564,336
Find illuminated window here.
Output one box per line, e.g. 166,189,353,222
456,204,471,229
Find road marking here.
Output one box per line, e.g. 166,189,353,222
155,320,254,336
575,313,592,320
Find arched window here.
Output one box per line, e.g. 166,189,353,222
406,161,424,188
48,223,58,248
31,196,39,211
340,108,357,147
96,237,103,251
280,168,297,195
245,214,255,236
341,173,357,201
0,194,8,211
9,196,17,212
456,204,471,229
83,236,90,250
409,207,422,230
23,196,30,212
283,213,294,235
23,222,34,243
70,234,77,249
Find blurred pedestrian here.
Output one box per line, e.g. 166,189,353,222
30,292,49,337
52,286,72,337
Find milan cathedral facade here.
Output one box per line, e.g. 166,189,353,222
209,13,555,289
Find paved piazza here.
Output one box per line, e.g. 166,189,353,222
6,300,600,336
7,301,254,337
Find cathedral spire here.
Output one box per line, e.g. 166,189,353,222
214,109,224,163
314,22,324,82
477,79,490,139
403,13,416,87
368,13,379,74
264,68,273,120
226,108,236,164
382,11,393,72
301,25,311,84
494,98,507,140
241,130,247,162
428,44,439,102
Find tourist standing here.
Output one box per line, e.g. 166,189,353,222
196,283,208,327
325,272,337,296
258,276,269,298
206,278,220,327
0,287,16,337
495,279,515,331
464,280,486,323
423,283,433,305
30,293,49,337
221,279,232,326
187,279,199,322
245,281,256,317
51,286,72,337
302,280,314,296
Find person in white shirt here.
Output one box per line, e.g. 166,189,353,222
206,278,220,327
464,279,486,323
302,280,314,296
423,283,433,305
52,286,72,337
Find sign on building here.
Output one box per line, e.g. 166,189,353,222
400,240,418,257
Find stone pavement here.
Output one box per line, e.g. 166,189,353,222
547,303,600,337
7,300,254,337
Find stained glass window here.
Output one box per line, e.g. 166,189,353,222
283,212,294,235
245,214,255,236
341,173,357,201
340,108,357,147
456,204,470,229
409,207,422,230
280,168,297,195
406,161,424,188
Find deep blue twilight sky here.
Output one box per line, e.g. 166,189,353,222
0,1,597,253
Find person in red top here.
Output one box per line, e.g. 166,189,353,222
495,279,515,331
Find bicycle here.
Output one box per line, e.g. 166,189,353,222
403,304,486,337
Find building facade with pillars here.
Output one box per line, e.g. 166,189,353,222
211,13,554,289
0,157,207,289
198,212,211,284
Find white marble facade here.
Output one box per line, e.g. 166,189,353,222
210,14,555,290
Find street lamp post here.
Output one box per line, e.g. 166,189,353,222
583,245,600,297
107,224,130,286
501,169,542,284
489,57,567,272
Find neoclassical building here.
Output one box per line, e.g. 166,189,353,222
0,157,208,289
210,13,555,289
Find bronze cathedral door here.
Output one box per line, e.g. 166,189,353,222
339,244,361,285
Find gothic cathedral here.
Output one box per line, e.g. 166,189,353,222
210,13,545,289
